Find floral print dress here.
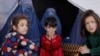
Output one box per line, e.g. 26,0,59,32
0,32,37,56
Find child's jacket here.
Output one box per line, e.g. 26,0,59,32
1,32,37,56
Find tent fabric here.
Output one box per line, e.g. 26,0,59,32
0,0,18,31
69,10,85,45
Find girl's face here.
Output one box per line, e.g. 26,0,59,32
85,16,97,34
45,26,57,36
13,19,28,35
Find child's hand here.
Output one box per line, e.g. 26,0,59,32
29,40,38,51
79,45,90,54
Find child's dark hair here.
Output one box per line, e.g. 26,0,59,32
11,14,29,32
45,17,57,27
80,10,100,37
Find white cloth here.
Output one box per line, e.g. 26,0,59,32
0,0,18,30
68,0,100,17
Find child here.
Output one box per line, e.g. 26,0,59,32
1,14,37,56
79,10,100,56
39,17,63,56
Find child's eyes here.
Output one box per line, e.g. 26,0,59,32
46,26,50,28
26,24,29,27
85,21,95,25
85,23,89,25
91,21,95,23
20,24,24,26
20,24,28,27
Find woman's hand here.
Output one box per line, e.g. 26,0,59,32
79,45,90,54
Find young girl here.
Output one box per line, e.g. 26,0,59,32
79,10,100,56
1,14,37,56
39,17,63,56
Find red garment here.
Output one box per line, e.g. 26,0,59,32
40,34,64,56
